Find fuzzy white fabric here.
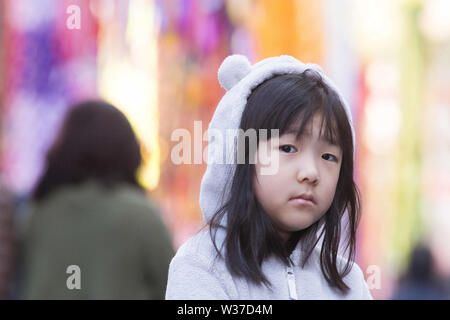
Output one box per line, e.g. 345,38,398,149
199,54,355,223
165,230,372,299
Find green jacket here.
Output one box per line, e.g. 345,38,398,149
22,181,174,299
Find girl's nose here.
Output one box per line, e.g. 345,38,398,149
296,158,319,185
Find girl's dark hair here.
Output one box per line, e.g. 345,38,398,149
33,100,142,201
209,70,361,294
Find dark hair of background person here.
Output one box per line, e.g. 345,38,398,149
33,100,142,202
209,70,361,294
402,244,438,284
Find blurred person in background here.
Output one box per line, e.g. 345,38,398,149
0,178,16,299
391,243,448,300
20,100,174,299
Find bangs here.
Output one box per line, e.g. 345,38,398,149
252,71,348,150
283,106,342,149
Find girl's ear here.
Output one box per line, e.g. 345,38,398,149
218,55,252,91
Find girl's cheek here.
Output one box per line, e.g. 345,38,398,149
255,146,281,172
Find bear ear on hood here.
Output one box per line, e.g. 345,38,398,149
218,54,252,91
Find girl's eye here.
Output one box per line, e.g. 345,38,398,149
280,145,297,153
322,153,338,162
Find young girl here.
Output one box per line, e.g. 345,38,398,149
165,55,372,299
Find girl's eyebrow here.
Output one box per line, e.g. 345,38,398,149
284,128,340,147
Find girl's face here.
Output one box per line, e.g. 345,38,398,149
253,114,342,242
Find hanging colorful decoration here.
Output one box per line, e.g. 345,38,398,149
0,0,98,194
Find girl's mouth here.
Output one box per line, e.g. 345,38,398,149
289,198,315,207
289,195,316,207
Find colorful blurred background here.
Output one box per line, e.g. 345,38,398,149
0,0,449,299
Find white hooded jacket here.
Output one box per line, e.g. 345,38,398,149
165,55,373,300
